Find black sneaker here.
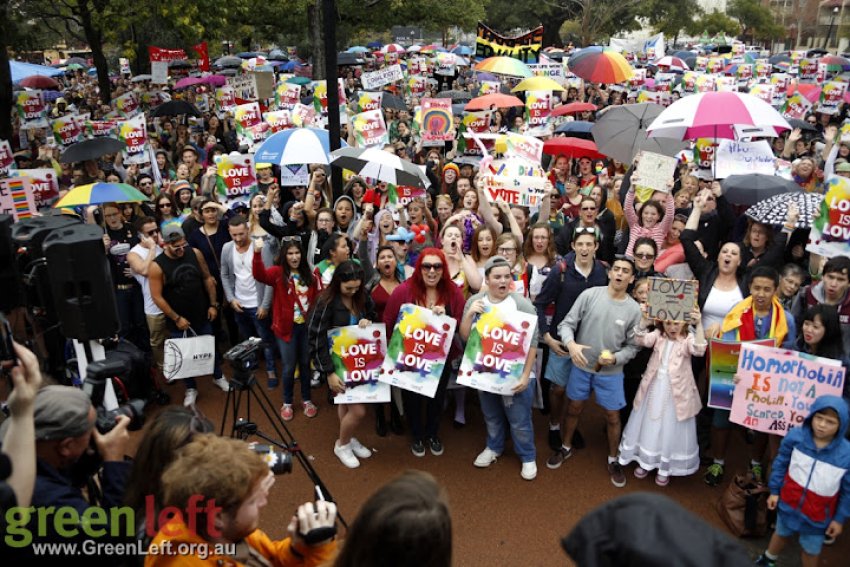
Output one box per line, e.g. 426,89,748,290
548,428,562,451
704,462,724,486
608,462,626,488
572,429,586,450
429,436,444,456
411,440,426,457
546,446,573,469
754,553,776,567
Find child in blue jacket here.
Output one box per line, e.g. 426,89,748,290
755,395,850,567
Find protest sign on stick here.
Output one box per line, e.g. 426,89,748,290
361,65,404,90
714,139,776,178
380,304,457,398
708,339,775,410
730,343,845,435
646,277,698,322
458,303,537,395
328,324,390,404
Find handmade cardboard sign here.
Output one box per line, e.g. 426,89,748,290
646,277,698,322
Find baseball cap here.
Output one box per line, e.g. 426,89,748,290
837,161,850,173
0,385,93,442
255,162,272,170
162,224,186,244
484,255,511,276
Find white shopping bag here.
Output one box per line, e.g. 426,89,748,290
163,328,215,381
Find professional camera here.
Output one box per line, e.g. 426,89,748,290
83,357,146,434
251,444,293,475
224,337,264,372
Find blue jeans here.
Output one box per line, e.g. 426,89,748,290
233,306,276,371
276,324,311,404
478,378,537,463
171,320,222,390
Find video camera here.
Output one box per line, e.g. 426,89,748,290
224,337,264,373
83,357,146,434
233,418,292,475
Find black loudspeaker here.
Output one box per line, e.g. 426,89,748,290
43,224,120,340
11,214,82,259
0,215,23,311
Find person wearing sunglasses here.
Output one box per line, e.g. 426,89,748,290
127,216,167,377
383,248,466,458
307,261,376,469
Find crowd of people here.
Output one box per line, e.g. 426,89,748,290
4,39,850,566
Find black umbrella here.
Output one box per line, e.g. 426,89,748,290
721,174,800,206
555,121,594,139
237,51,262,59
214,56,243,68
672,50,696,60
218,68,238,76
60,138,125,164
546,51,566,61
66,56,88,67
437,90,472,102
381,93,407,111
337,52,365,66
807,48,828,57
769,54,791,65
786,118,817,132
168,60,192,69
268,49,288,61
684,56,697,70
150,100,202,117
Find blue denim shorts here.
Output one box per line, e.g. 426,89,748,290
775,513,825,556
567,367,626,411
544,352,573,388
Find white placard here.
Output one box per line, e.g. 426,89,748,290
715,139,776,179
635,151,678,193
151,61,168,85
361,64,404,90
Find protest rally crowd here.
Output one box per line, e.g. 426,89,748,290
4,22,850,567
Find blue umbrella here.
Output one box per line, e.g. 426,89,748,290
43,90,63,102
451,46,472,56
10,60,64,82
367,41,383,49
254,128,348,166
236,51,262,59
555,120,594,138
281,61,299,72
347,46,368,53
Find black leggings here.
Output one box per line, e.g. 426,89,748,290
402,364,452,442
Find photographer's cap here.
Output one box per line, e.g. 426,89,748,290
0,385,93,442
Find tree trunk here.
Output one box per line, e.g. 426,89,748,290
78,2,111,103
309,0,325,79
543,17,567,47
0,34,12,144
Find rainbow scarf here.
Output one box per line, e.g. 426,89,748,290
721,295,788,346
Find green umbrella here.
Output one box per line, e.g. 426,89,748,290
286,76,311,86
65,63,84,71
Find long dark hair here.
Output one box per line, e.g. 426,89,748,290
799,304,844,360
278,240,313,286
320,232,350,265
318,260,367,317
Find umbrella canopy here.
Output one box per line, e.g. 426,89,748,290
568,47,633,84
421,44,447,54
555,121,594,138
381,43,405,54
654,56,690,72
200,74,228,87
65,57,88,67
451,46,472,56
545,51,567,61
330,147,428,188
237,51,262,59
543,137,605,160
511,77,565,92
65,63,84,71
465,93,524,111
60,138,126,164
131,74,152,82
286,76,312,86
721,174,800,206
219,68,239,76
407,45,422,53
337,52,365,66
54,183,150,208
473,56,533,78
551,102,598,117
214,56,244,68
436,90,472,102
646,91,791,141
347,46,368,53
254,128,348,166
592,103,687,164
820,55,850,73
150,100,202,117
367,41,384,49
786,117,817,132
168,60,192,69
43,90,64,102
268,49,289,60
10,60,64,82
19,75,60,89
381,94,408,111
672,50,696,60
173,76,205,90
745,191,823,228
768,54,791,65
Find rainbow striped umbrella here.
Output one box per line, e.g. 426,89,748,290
53,183,151,208
820,55,850,73
567,47,633,84
473,56,532,78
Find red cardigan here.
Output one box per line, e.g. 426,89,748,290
382,279,467,361
252,252,320,341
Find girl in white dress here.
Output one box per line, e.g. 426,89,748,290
618,305,706,486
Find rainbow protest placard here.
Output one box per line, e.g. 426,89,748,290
352,109,389,148
0,177,37,220
458,303,536,395
380,304,457,398
118,114,149,164
16,91,48,128
328,324,389,404
215,153,257,204
708,339,774,410
419,98,454,144
808,176,850,258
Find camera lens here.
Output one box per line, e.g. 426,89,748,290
252,444,292,475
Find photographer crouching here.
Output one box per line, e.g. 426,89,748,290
146,434,337,566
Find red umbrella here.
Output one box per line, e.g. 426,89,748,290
464,93,524,111
543,137,605,160
19,75,60,90
551,102,598,117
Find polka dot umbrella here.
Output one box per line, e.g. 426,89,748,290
744,191,823,228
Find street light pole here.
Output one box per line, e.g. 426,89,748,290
826,6,840,50
323,0,342,196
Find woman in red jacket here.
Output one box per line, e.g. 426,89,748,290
253,236,320,421
383,248,466,458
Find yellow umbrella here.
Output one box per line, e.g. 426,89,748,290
511,76,565,92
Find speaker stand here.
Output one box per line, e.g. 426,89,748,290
71,339,105,385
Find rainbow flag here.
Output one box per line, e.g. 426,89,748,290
7,178,33,219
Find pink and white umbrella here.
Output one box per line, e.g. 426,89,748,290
653,56,689,72
381,43,405,54
647,91,791,141
407,45,422,53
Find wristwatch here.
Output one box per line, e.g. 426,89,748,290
211,303,220,309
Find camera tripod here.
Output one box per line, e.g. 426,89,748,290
219,364,347,527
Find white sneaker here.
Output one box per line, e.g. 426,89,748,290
334,441,360,469
183,388,198,407
473,447,501,468
349,437,372,459
521,461,538,481
213,377,230,392
311,370,321,388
